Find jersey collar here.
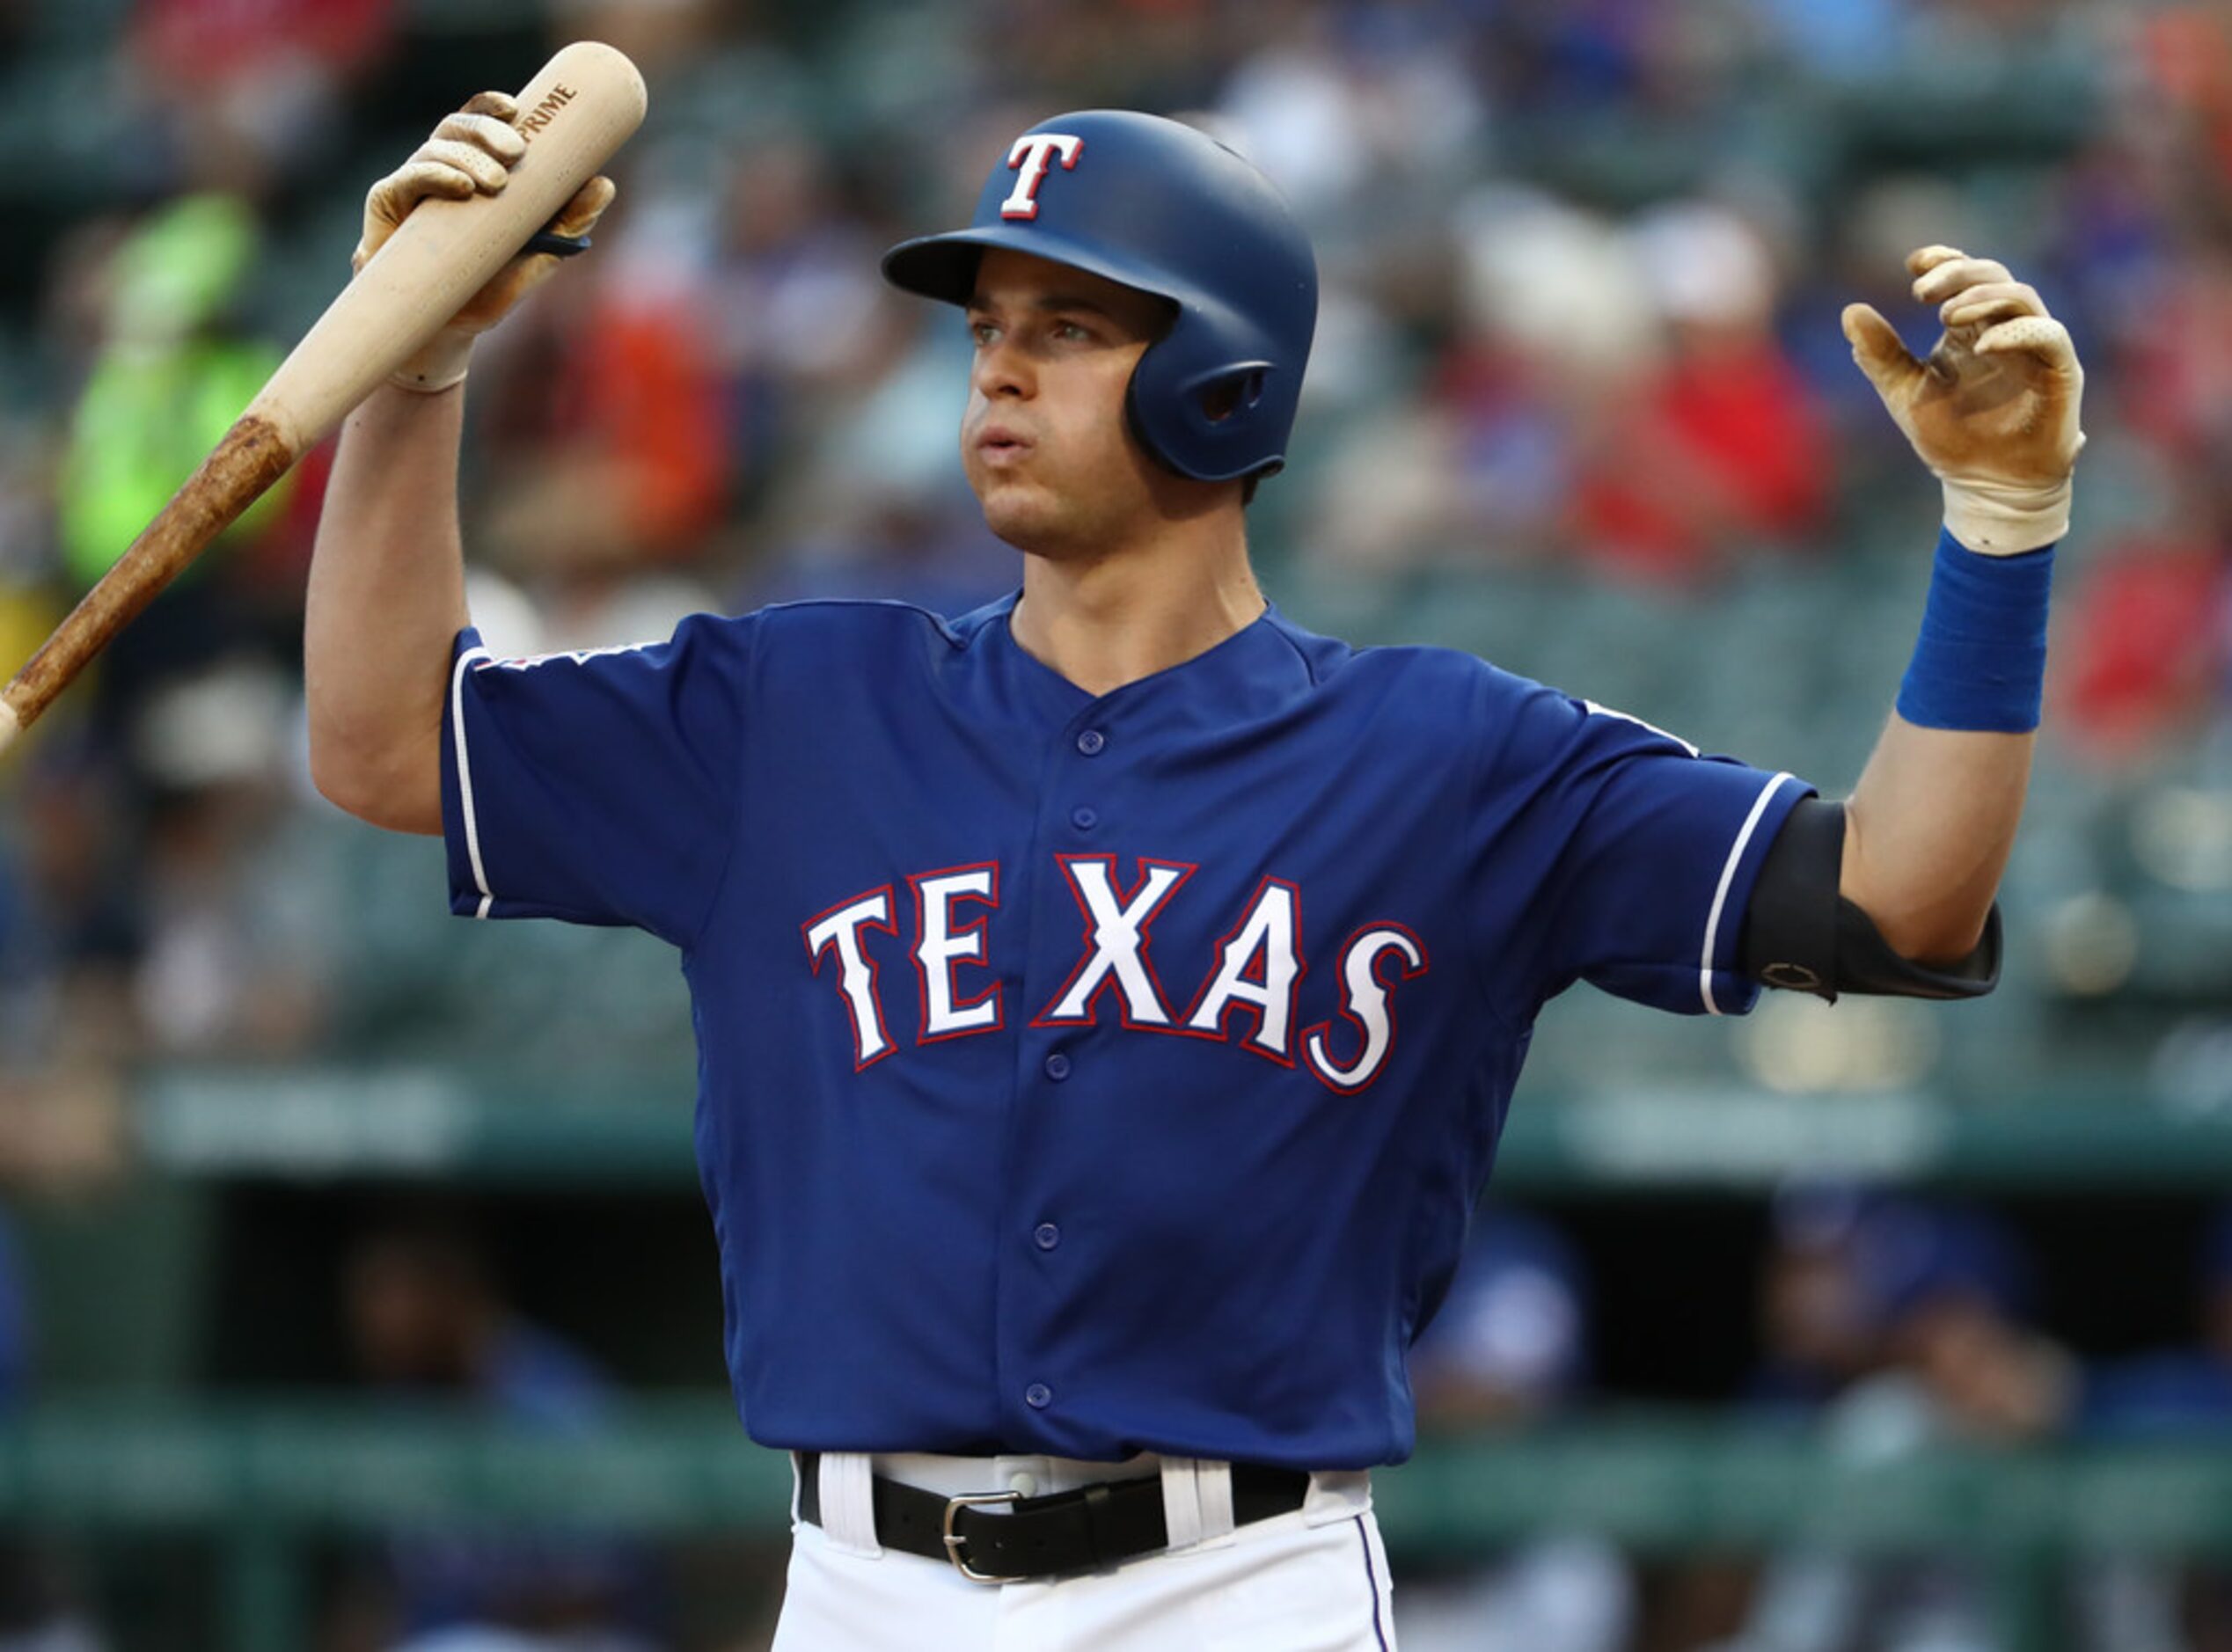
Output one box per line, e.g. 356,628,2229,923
966,588,1317,720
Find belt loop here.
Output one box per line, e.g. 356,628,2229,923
1080,1483,1116,1567
819,1451,883,1558
1157,1456,1236,1553
1198,1459,1236,1544
1159,1457,1203,1551
1299,1467,1373,1528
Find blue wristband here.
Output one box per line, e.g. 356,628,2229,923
1894,528,2054,733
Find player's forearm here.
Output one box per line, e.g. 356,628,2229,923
1830,245,2080,969
304,384,472,835
1840,714,2032,963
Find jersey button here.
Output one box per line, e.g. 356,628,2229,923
1043,1052,1072,1082
1025,1383,1052,1409
1076,728,1106,756
1033,1223,1061,1251
1070,807,1098,831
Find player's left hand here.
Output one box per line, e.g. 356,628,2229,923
1843,246,2085,554
354,90,618,392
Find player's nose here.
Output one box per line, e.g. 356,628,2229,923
970,330,1036,400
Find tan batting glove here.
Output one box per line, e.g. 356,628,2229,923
354,91,618,393
1844,245,2085,554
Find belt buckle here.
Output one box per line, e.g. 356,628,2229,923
942,1488,1023,1583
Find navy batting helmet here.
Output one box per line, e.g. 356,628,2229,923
882,111,1318,485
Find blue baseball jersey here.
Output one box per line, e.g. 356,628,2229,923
441,593,1810,1469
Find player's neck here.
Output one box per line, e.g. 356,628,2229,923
1012,524,1263,697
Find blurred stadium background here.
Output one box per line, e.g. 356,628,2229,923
0,0,2228,1646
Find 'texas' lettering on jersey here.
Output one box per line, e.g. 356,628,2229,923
801,856,1431,1093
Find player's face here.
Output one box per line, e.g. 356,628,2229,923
960,249,1176,556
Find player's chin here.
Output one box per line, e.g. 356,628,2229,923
976,481,1086,557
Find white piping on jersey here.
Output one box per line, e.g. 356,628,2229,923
1700,771,1794,1015
451,645,494,920
1583,698,1700,757
491,640,660,671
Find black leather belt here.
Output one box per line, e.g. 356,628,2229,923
794,1451,1313,1582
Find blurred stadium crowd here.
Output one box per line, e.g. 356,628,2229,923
0,0,2228,1090
0,0,2228,1645
1400,1191,2232,1652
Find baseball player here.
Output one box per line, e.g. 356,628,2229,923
304,102,2082,1651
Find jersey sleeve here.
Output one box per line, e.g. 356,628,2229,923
1487,684,1813,1017
439,615,752,947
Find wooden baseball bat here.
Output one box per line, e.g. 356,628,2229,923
0,40,648,756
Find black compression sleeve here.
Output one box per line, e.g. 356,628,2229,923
1739,795,1841,997
1738,797,2000,1001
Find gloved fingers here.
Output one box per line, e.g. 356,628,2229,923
356,158,488,270
1905,244,1968,279
413,136,512,195
372,157,478,216
1842,302,1928,403
1913,253,2016,304
461,90,520,123
432,110,526,169
441,178,616,335
1972,312,2082,376
547,175,617,240
355,91,531,276
1941,280,2045,330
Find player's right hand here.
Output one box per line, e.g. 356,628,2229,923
355,91,618,391
1842,245,2084,554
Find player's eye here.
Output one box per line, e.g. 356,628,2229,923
968,318,999,347
1051,319,1094,343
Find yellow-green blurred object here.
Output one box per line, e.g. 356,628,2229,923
0,586,62,763
58,194,293,589
107,194,259,345
0,588,61,689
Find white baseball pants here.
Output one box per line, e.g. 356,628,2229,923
771,1450,1399,1651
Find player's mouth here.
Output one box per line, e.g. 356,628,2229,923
976,426,1036,467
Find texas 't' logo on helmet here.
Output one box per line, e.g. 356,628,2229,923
999,134,1084,221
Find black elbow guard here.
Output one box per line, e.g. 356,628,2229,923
1738,797,2000,1001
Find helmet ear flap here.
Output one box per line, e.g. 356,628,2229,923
1127,333,1286,483
1198,367,1268,426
